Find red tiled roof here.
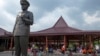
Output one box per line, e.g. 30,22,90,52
31,16,100,36
53,16,68,28
1,16,100,37
0,28,10,37
30,16,83,36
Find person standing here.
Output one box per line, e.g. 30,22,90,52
13,0,33,56
61,45,65,54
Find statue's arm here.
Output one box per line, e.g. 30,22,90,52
23,12,33,25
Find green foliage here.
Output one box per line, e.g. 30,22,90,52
94,40,100,45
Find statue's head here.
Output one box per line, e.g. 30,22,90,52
20,0,30,11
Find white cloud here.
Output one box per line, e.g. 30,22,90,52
83,11,100,24
0,0,6,8
0,0,18,32
3,11,16,23
31,6,76,31
0,10,15,32
0,0,77,32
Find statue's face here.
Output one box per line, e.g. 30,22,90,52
21,4,28,11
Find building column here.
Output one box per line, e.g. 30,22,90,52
82,35,84,46
6,39,9,49
92,36,95,47
98,36,99,45
64,35,67,50
10,37,13,49
4,39,7,50
99,36,100,47
46,36,48,49
89,35,93,48
33,37,34,43
84,35,86,46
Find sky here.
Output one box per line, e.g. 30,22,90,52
0,0,100,32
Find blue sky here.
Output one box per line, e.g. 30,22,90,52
0,0,100,32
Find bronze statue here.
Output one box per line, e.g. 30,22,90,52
13,0,33,56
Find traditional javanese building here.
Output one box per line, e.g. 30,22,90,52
0,16,100,50
0,28,11,51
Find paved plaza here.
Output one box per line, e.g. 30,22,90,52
0,51,100,56
0,51,66,56
0,51,15,56
0,51,41,56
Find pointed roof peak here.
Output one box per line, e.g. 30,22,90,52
53,16,68,28
60,16,63,19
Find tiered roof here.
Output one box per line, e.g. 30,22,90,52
30,16,84,36
0,28,11,37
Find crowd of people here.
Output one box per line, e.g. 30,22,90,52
27,43,100,56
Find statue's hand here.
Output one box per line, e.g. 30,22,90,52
20,15,26,20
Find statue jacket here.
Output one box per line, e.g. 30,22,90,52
13,11,33,36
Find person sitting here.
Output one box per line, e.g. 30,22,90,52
87,48,93,54
81,47,87,54
49,47,53,53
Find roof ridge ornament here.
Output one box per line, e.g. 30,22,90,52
53,16,68,28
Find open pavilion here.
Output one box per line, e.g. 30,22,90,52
0,16,100,50
0,28,11,51
30,16,100,49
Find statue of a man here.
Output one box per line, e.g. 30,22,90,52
13,0,33,56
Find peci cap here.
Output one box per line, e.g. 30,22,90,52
20,0,30,6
